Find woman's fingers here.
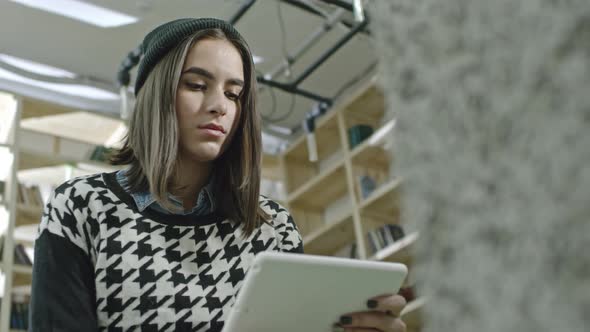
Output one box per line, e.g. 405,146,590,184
333,327,380,332
338,310,407,332
367,294,407,317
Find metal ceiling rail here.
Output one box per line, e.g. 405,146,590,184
116,0,368,107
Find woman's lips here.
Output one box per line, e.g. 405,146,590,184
198,127,225,137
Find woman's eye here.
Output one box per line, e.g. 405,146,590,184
186,82,205,90
225,91,240,101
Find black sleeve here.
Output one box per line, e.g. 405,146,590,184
29,231,98,331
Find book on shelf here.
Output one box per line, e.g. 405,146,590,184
14,243,33,266
332,224,407,259
1,295,30,331
16,182,44,208
366,224,406,255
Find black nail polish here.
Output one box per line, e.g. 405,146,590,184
340,315,352,325
367,299,378,308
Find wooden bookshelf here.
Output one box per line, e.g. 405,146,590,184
359,178,402,217
282,111,343,194
278,76,415,262
303,213,355,255
1,96,123,331
12,264,33,275
16,204,43,224
0,91,21,332
287,161,347,210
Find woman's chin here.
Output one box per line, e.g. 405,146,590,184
179,139,231,162
179,146,221,163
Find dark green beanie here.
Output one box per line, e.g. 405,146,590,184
135,17,244,95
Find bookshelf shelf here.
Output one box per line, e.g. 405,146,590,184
19,111,125,169
12,265,33,275
282,111,343,194
370,231,419,263
0,142,13,149
282,110,340,160
14,224,37,247
349,117,395,169
303,213,355,255
359,178,402,214
11,285,31,296
350,141,391,170
1,262,34,276
287,161,347,210
16,204,43,224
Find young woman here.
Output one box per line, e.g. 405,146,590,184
29,18,407,332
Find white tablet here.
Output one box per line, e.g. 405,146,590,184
222,252,408,332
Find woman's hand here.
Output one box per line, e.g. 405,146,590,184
335,294,407,332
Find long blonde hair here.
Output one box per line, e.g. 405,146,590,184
112,29,268,236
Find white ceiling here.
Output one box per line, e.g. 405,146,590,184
0,0,378,144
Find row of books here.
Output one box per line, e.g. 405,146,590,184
334,224,406,258
16,182,44,208
14,243,33,266
8,300,29,330
367,224,405,255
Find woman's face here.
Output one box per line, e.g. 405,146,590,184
175,38,244,163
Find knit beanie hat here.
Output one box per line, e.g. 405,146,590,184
134,17,244,95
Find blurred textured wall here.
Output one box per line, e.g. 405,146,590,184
369,0,590,330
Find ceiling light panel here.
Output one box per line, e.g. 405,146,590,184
9,0,138,28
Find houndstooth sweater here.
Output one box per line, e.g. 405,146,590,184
29,172,303,332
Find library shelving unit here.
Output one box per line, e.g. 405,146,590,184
0,91,25,332
277,77,425,330
0,96,124,332
0,94,291,332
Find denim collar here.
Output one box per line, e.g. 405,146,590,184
115,169,215,215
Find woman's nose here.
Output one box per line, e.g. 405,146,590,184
205,89,227,116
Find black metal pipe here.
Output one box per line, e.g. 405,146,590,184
340,18,371,35
229,0,257,24
319,0,354,12
291,15,369,87
279,0,326,18
257,76,332,105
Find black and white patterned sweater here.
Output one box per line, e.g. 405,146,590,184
30,172,303,332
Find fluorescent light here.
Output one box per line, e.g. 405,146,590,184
0,53,76,78
9,0,138,28
0,67,119,100
253,55,264,64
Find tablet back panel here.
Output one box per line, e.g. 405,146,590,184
222,252,407,332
